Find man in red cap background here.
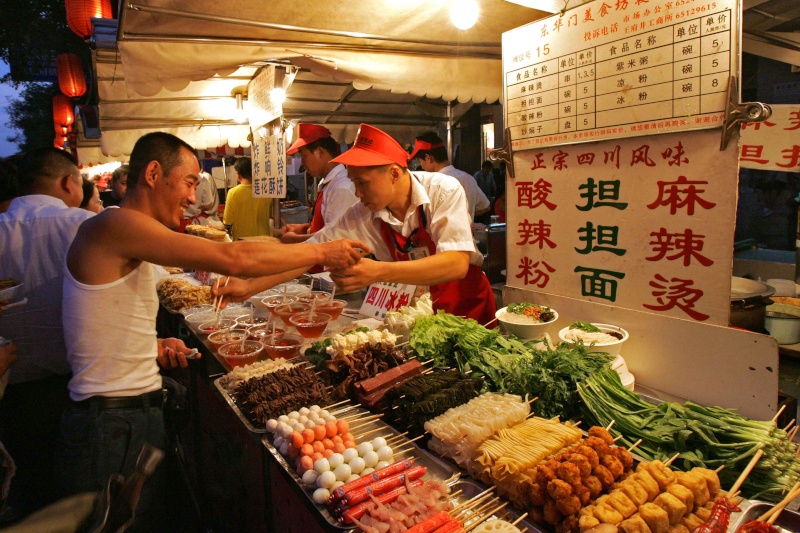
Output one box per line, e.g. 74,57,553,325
410,131,490,223
276,123,358,243
215,124,496,325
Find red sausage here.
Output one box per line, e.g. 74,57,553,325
336,465,427,507
431,519,463,533
404,511,453,533
340,479,424,524
330,458,414,502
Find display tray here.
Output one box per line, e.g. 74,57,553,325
729,500,800,533
261,402,459,531
449,479,539,533
213,375,270,433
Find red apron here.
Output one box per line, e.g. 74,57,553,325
308,184,326,233
378,205,497,325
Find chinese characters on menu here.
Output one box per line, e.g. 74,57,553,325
252,129,287,198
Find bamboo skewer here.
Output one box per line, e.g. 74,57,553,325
627,439,643,453
456,495,499,520
772,404,787,423
450,488,494,514
664,452,680,467
760,484,800,524
606,420,616,431
715,465,725,473
613,434,624,443
511,513,529,526
352,426,385,440
784,419,796,432
464,502,509,532
788,425,799,442
729,449,765,496
322,399,350,410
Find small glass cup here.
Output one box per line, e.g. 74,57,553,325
273,302,311,326
234,313,271,330
208,328,248,349
197,318,235,336
313,299,347,320
247,323,285,342
218,340,264,367
297,291,333,304
261,294,297,315
289,312,332,339
262,333,303,360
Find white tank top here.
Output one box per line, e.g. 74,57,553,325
63,261,161,401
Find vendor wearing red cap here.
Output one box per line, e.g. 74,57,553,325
310,124,496,324
276,123,358,243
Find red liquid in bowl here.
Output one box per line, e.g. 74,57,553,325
263,338,302,360
289,312,331,338
273,303,311,325
315,300,346,320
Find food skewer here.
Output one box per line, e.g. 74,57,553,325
728,448,765,496
464,502,509,532
715,465,725,473
760,484,800,524
783,419,795,432
322,399,350,410
450,488,494,515
771,404,786,423
664,452,680,466
605,420,616,431
352,426,386,440
613,434,624,442
511,512,529,526
627,438,643,453
757,481,800,521
341,412,383,424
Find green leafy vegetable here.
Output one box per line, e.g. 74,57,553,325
568,321,601,333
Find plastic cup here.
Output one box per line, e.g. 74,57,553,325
218,340,264,367
185,310,215,330
273,302,311,326
235,314,271,330
220,305,248,320
261,294,297,315
197,318,235,336
313,299,347,320
247,324,286,342
289,312,332,339
180,304,213,317
262,333,303,360
208,328,248,349
298,291,333,303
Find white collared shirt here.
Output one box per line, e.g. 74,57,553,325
310,171,482,266
0,195,94,383
438,165,490,221
318,164,358,227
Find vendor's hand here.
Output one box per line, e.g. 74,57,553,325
0,343,17,378
329,258,380,292
157,337,197,369
211,277,257,303
274,223,310,238
319,239,371,270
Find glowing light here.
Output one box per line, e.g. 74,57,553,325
270,87,286,105
450,0,479,30
234,93,247,124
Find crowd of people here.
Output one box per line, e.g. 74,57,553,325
0,124,507,529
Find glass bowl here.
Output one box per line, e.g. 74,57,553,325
273,302,311,326
197,318,235,337
289,312,332,339
262,333,304,360
313,299,347,320
261,295,297,315
218,340,264,367
208,328,248,349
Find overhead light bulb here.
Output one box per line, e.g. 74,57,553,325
270,87,286,105
450,0,479,30
234,93,247,124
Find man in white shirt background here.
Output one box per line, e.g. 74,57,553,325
0,147,94,522
409,131,490,222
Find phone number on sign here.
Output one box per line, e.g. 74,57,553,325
674,1,718,19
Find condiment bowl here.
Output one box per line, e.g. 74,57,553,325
558,323,629,355
261,294,297,315
197,318,235,337
289,312,332,339
262,333,304,360
495,305,558,340
218,340,264,367
247,324,286,342
273,302,311,326
314,299,347,320
208,328,248,349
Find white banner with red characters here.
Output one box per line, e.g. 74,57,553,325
507,128,737,325
252,128,287,198
739,105,800,172
359,282,417,320
502,0,738,151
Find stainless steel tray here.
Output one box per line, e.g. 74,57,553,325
212,376,268,434
261,402,459,531
729,500,800,533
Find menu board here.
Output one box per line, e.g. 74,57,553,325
360,282,417,319
506,128,738,325
252,129,286,198
248,66,282,131
739,104,800,172
503,0,739,150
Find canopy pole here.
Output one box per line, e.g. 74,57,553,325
446,101,453,162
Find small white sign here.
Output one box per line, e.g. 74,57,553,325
252,129,287,198
359,282,417,319
248,66,282,130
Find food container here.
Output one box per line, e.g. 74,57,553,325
218,340,264,367
262,333,304,360
197,318,235,337
273,302,312,326
234,313,271,330
247,324,286,342
297,291,333,303
765,311,800,345
184,310,216,330
557,323,629,356
495,305,558,340
289,312,332,339
208,328,248,349
219,304,247,320
180,304,212,317
314,299,347,320
729,500,800,533
261,294,297,315
730,276,775,332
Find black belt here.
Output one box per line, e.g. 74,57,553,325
73,389,166,410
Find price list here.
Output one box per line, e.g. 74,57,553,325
503,0,737,150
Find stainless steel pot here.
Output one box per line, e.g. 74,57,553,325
730,276,775,332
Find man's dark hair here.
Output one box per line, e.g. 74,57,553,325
234,157,252,180
111,164,129,184
80,178,95,209
414,131,448,163
0,159,19,204
16,147,79,192
128,132,195,188
304,137,341,158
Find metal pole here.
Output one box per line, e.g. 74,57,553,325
446,101,453,162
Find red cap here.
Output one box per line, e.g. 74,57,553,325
286,123,332,155
408,138,444,161
331,124,409,168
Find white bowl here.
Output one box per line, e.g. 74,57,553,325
558,323,629,356
495,305,558,340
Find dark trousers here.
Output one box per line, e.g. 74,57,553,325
55,396,166,533
0,374,71,522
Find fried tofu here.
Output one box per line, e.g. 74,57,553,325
640,502,670,533
653,492,688,524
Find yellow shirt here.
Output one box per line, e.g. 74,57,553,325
222,184,272,240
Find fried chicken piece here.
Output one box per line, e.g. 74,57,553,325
544,499,565,526
575,484,591,506
589,426,616,445
530,481,549,506
556,494,582,516
610,446,635,471
593,464,615,488
567,453,593,479
557,461,583,486
529,505,545,525
560,513,580,533
536,464,557,485
602,454,625,480
575,444,601,470
549,478,574,499
585,436,611,458
584,475,604,499
620,514,654,533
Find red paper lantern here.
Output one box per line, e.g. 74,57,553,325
54,123,70,136
56,53,86,98
65,0,112,39
54,135,68,149
53,94,75,128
